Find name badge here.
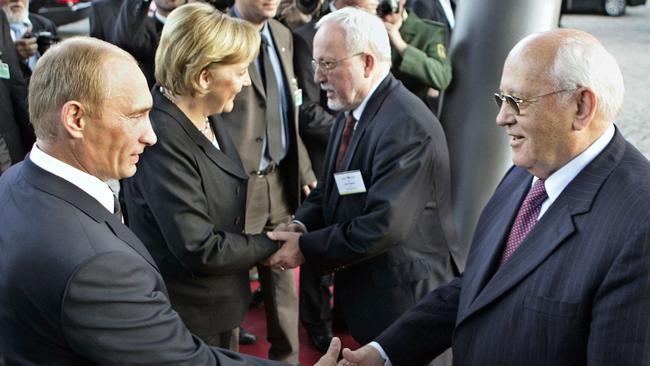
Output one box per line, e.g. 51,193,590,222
294,88,303,107
334,170,366,195
0,62,10,80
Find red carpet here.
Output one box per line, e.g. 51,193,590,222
239,271,360,365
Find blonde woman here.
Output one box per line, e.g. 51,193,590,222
122,3,278,350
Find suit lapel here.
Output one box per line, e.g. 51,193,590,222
458,129,626,325
22,158,159,270
339,75,398,172
323,76,399,222
153,89,248,180
324,114,345,223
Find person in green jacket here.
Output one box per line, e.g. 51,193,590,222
380,0,452,113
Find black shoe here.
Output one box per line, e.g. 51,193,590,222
239,327,257,345
309,330,333,353
249,287,264,309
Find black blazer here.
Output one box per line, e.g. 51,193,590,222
377,129,650,366
122,88,278,339
89,0,123,41
292,13,335,178
112,0,163,88
0,157,284,365
295,74,465,343
0,12,33,167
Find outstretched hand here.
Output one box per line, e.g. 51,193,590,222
339,344,385,366
314,337,343,366
266,231,305,269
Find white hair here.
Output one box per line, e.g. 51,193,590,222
315,6,392,64
550,35,625,122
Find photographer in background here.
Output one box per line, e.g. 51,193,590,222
379,0,451,114
1,0,58,80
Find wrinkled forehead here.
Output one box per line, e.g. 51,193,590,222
313,23,348,58
500,39,555,92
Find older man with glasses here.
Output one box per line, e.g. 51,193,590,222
268,9,463,363
338,28,650,366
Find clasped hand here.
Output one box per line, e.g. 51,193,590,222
266,223,306,270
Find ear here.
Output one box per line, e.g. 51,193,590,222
199,68,212,91
572,87,597,131
60,101,86,139
363,53,375,78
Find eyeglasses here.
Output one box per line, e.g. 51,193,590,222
311,52,365,73
493,88,578,115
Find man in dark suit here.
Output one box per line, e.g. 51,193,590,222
112,0,185,88
0,10,32,171
268,7,464,352
291,0,381,353
89,0,123,41
222,0,317,363
340,29,650,366
0,36,343,366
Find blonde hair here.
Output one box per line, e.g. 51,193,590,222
28,37,134,141
155,3,260,97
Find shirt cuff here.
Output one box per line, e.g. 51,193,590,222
369,341,392,366
291,219,308,233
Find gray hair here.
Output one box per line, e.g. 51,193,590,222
549,35,624,122
316,6,391,63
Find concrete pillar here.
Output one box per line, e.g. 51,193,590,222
440,0,562,252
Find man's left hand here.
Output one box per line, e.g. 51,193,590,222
266,231,305,269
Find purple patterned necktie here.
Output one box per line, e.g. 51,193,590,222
335,114,355,172
500,179,548,265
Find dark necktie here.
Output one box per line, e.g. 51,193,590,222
500,179,547,265
112,194,123,223
335,114,356,172
259,35,283,162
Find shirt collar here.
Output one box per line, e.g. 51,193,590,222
537,124,615,216
351,72,390,122
154,11,167,24
30,143,117,214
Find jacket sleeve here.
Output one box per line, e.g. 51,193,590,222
375,276,460,366
394,16,452,91
62,251,285,365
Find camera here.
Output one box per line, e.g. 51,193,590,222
28,31,60,55
377,0,399,17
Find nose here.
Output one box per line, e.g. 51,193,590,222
141,116,157,147
495,102,515,127
243,69,252,87
313,67,326,84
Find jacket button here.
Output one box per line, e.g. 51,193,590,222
236,187,240,195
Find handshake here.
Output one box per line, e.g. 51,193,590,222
264,222,307,271
313,337,388,366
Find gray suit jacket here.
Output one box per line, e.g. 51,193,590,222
295,74,464,343
220,18,315,214
377,129,650,366
0,157,286,365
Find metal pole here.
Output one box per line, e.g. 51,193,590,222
440,0,562,252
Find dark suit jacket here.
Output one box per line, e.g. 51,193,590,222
406,0,454,39
293,12,335,178
295,74,465,343
122,88,278,338
112,0,163,88
89,0,123,41
377,129,650,366
0,157,285,365
0,12,33,167
221,18,315,214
